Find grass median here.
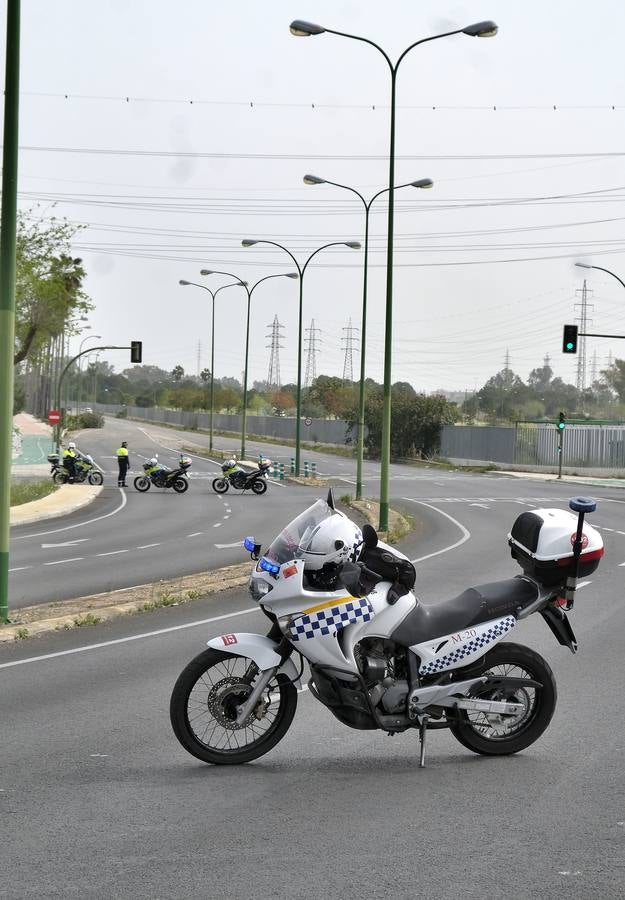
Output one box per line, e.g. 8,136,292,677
10,479,57,507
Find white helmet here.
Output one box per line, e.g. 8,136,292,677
149,457,158,465
296,512,363,571
68,442,76,449
225,458,236,467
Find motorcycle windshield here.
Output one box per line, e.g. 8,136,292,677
264,499,333,565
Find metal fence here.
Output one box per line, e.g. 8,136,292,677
94,404,355,446
441,423,625,474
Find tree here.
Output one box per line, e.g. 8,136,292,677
171,365,185,383
14,214,91,365
200,368,211,385
602,359,625,403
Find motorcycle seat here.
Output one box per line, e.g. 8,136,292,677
392,576,539,647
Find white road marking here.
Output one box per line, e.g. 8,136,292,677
136,543,160,549
469,503,490,509
0,606,259,669
619,562,625,567
187,532,203,537
41,539,90,549
96,549,131,557
8,566,31,573
223,515,230,520
402,499,471,564
44,557,84,566
14,487,127,541
213,523,222,528
215,542,244,549
576,581,591,589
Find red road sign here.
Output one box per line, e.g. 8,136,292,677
48,409,61,424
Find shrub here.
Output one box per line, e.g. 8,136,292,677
65,412,104,430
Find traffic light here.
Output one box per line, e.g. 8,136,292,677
130,341,142,364
558,411,566,430
562,324,578,354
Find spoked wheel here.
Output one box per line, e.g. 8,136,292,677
88,471,104,485
251,479,267,495
448,642,557,756
134,475,151,492
173,477,189,493
170,649,297,765
53,470,68,485
212,477,229,493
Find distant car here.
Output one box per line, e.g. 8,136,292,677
83,407,93,414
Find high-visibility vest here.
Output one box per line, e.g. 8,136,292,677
116,447,129,457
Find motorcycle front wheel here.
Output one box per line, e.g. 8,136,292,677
212,477,229,493
134,475,151,492
53,470,68,485
170,648,297,765
173,477,188,493
447,642,557,756
88,471,104,485
251,479,267,495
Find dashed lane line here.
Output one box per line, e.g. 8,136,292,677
96,549,131,557
44,557,84,566
136,543,160,550
187,532,203,537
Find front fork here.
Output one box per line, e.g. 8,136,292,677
235,634,294,726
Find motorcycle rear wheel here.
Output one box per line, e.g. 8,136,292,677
88,471,104,485
251,479,267,495
173,477,188,493
134,475,151,492
212,477,229,493
170,648,297,765
53,470,68,485
447,642,556,756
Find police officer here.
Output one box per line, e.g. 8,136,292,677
62,442,78,482
116,441,130,487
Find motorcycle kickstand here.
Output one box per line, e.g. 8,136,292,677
418,714,429,768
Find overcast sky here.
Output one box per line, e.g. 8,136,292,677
6,0,625,393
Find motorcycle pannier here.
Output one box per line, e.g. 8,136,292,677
508,507,603,586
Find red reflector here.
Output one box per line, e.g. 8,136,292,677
283,565,298,578
557,547,604,566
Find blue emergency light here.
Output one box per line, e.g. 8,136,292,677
243,537,256,552
260,557,280,576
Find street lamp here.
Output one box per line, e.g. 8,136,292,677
201,269,298,459
575,262,625,292
304,174,433,500
242,239,361,475
179,279,242,450
291,17,497,530
77,334,101,413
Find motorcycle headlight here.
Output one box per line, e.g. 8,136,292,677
248,577,273,602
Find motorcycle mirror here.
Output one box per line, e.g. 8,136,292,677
327,487,336,510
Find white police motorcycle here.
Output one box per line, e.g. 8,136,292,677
170,491,603,766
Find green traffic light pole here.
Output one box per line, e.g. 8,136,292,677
53,346,132,450
290,18,498,531
200,269,299,460
303,174,433,500
242,239,361,476
179,280,242,451
0,0,20,624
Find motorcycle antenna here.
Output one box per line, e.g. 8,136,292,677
327,488,336,510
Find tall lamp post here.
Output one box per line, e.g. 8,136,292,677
290,17,497,530
242,239,361,475
200,269,299,460
303,174,433,500
179,279,242,450
77,334,101,413
575,262,625,292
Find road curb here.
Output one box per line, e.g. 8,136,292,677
0,563,251,642
10,484,104,527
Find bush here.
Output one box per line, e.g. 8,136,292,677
65,412,104,430
115,408,128,419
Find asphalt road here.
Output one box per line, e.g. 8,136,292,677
2,455,625,898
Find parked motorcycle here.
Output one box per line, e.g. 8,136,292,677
134,455,191,493
47,452,104,486
211,457,271,495
170,489,604,767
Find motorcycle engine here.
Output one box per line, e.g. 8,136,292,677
355,639,409,715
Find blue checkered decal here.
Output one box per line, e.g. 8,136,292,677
419,616,516,675
289,597,373,641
